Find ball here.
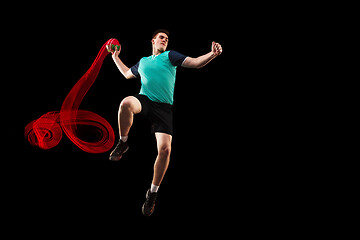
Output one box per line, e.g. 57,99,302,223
106,38,121,52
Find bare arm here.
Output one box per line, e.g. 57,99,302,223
106,44,135,79
182,41,222,69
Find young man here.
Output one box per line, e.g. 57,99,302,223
107,29,222,216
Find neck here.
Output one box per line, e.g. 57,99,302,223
152,47,164,56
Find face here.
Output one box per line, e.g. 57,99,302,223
152,32,169,53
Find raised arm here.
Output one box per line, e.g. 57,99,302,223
182,41,222,69
106,44,135,79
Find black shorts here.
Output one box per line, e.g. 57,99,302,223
134,94,173,135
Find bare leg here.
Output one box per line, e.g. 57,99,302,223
152,132,172,186
109,96,142,161
118,96,142,137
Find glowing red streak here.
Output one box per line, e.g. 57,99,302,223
24,39,120,153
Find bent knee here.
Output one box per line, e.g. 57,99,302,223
120,96,141,113
120,97,133,109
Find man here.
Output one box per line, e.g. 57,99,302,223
106,29,222,216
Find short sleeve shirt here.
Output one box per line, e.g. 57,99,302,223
130,50,187,105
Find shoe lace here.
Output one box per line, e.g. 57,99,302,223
146,192,157,206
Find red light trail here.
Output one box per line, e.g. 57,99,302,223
24,39,120,153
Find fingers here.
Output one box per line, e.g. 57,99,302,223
106,44,114,54
212,41,223,56
114,45,121,55
106,45,119,56
216,43,223,54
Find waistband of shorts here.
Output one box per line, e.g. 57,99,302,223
135,94,173,109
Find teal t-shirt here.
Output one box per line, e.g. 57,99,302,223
130,50,187,105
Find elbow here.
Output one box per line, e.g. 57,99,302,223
126,74,136,79
195,64,203,69
190,62,202,69
194,59,207,69
124,70,134,79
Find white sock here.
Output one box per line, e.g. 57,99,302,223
150,183,159,193
120,136,128,142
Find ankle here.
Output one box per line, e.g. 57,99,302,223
150,183,159,193
120,136,128,142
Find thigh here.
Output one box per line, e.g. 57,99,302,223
155,132,172,151
122,96,142,114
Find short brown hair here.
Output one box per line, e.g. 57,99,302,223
152,29,170,39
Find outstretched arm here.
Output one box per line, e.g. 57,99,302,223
106,44,135,79
182,41,222,69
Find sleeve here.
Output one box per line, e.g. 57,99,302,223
130,61,140,78
168,50,188,67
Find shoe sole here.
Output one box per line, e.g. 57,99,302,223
109,146,129,161
142,204,153,216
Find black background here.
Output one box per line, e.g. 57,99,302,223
17,9,237,224
9,3,305,236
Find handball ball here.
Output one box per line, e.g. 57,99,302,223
106,38,121,52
